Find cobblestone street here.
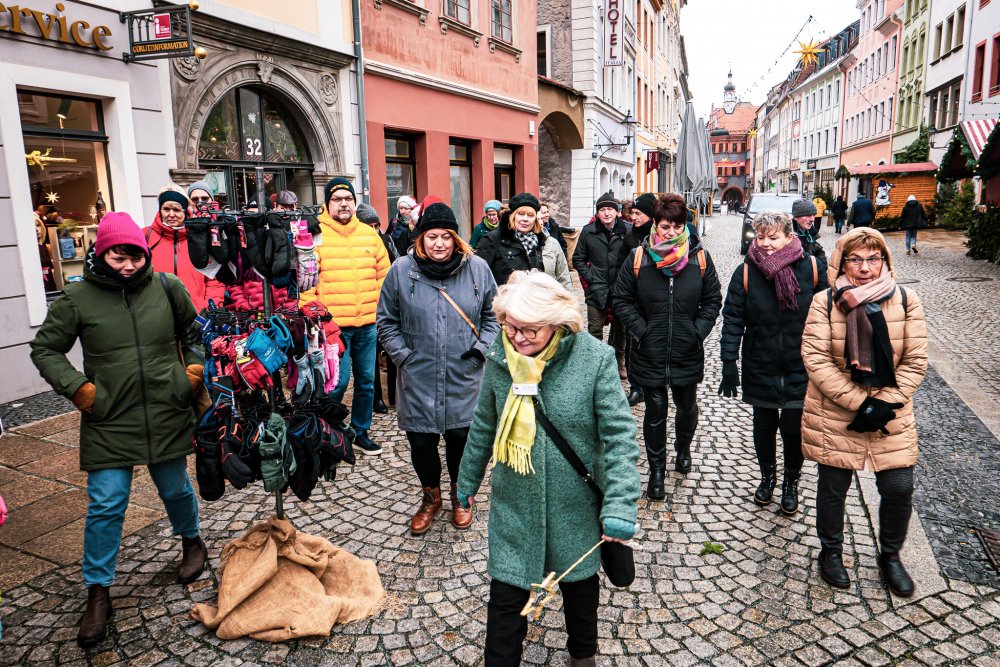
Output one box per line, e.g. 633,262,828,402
1,215,999,666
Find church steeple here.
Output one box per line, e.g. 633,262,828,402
723,69,737,114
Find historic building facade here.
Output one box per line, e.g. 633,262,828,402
708,72,755,206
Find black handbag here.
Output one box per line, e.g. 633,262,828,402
532,398,635,587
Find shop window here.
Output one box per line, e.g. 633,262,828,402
494,145,515,203
449,140,473,238
385,133,417,218
492,0,512,44
18,91,112,295
444,0,471,25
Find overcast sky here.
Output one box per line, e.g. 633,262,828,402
680,1,862,118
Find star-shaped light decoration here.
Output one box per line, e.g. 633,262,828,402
748,128,758,140
45,191,60,204
794,39,822,69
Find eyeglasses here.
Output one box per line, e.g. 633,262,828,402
191,196,212,203
844,256,884,267
330,195,355,204
501,322,540,341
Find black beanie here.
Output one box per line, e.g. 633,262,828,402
508,192,540,212
633,193,656,219
158,190,189,211
595,192,620,213
323,177,356,206
418,203,459,233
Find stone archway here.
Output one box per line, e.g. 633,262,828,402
538,122,572,225
720,185,744,205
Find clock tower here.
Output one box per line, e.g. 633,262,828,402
723,70,737,114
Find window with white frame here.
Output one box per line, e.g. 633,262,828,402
444,0,471,25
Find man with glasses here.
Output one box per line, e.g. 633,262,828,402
187,181,215,208
302,178,391,455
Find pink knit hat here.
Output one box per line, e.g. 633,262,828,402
94,212,149,258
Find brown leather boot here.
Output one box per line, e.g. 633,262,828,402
569,656,597,667
410,487,442,535
450,483,473,529
77,584,112,647
178,535,207,584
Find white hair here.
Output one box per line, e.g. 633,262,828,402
493,270,584,333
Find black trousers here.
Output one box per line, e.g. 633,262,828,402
642,385,698,463
484,575,599,666
373,341,396,405
752,407,804,472
586,305,625,362
406,428,468,489
816,463,914,555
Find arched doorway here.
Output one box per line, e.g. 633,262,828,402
720,185,744,207
197,86,313,208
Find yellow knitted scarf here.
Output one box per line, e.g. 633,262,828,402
493,329,564,475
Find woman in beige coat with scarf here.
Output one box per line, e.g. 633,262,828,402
801,228,927,598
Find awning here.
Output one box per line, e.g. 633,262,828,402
961,119,997,160
849,162,937,176
939,118,1000,182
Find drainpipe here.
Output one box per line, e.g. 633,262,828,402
351,0,371,205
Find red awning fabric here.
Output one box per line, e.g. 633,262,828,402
960,119,998,160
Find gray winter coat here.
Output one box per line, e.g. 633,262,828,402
377,252,500,433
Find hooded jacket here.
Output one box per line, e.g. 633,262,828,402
801,231,927,471
30,252,197,470
541,234,572,290
146,215,224,311
300,209,391,327
572,217,630,309
475,222,545,286
899,200,927,231
849,196,876,226
611,229,723,387
225,277,299,312
720,248,830,408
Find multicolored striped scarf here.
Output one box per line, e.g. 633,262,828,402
645,226,690,276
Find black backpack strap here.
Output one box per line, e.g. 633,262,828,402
899,285,907,312
827,287,833,319
532,397,603,501
159,272,182,341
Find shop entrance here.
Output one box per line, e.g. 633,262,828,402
197,86,313,208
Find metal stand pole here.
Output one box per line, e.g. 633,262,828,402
255,166,284,521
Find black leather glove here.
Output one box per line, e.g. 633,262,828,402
847,397,905,435
718,360,740,398
460,347,486,362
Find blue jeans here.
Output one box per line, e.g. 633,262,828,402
329,323,377,434
835,218,845,233
905,229,918,250
83,457,199,587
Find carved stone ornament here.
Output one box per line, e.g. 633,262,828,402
173,56,202,82
258,60,274,84
319,73,339,106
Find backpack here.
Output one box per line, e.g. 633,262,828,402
743,255,817,293
633,247,706,278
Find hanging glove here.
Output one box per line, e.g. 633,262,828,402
191,422,225,501
718,360,740,398
297,247,319,293
294,353,315,402
460,347,485,363
71,382,96,414
847,397,905,435
236,353,273,391
220,420,252,489
324,342,341,393
309,348,327,395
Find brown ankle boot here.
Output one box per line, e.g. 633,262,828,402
77,584,112,647
450,483,473,529
178,535,207,584
410,487,442,535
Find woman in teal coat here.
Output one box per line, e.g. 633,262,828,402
457,270,641,667
30,212,206,648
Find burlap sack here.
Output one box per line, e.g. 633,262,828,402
191,516,385,641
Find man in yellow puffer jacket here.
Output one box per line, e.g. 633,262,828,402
302,177,390,454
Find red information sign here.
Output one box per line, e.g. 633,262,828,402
152,13,172,40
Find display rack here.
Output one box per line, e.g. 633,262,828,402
47,224,98,291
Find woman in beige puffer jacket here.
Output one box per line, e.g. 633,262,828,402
801,227,927,598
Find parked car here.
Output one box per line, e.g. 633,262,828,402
739,192,802,254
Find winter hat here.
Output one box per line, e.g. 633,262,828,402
507,192,540,212
484,199,502,213
187,180,215,198
418,202,459,234
907,194,917,202
276,190,298,206
158,189,189,210
94,212,149,258
323,177,355,205
633,192,657,219
355,203,381,226
595,192,620,213
791,199,817,218
397,195,416,210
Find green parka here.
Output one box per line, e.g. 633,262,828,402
457,332,641,591
30,252,197,471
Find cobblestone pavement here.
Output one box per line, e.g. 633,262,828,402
1,215,999,666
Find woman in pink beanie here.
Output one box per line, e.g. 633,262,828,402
30,211,207,647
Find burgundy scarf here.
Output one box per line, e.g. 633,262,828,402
747,234,804,311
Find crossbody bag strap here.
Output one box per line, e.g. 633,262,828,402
159,273,182,341
437,288,480,339
531,397,603,501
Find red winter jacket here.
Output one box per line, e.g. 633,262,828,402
226,277,299,312
145,215,224,311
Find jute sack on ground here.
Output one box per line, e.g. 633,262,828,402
191,515,385,641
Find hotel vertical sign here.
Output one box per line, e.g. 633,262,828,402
603,0,623,67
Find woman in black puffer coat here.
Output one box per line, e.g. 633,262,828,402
612,194,722,499
475,192,546,286
719,210,828,516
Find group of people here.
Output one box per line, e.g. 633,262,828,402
28,178,928,665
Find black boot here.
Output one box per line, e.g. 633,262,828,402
818,550,851,589
674,431,694,474
878,552,915,597
373,399,389,414
646,445,667,500
627,387,644,407
77,584,112,647
779,468,801,515
753,465,777,505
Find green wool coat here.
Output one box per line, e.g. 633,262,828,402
30,256,197,471
457,331,641,591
